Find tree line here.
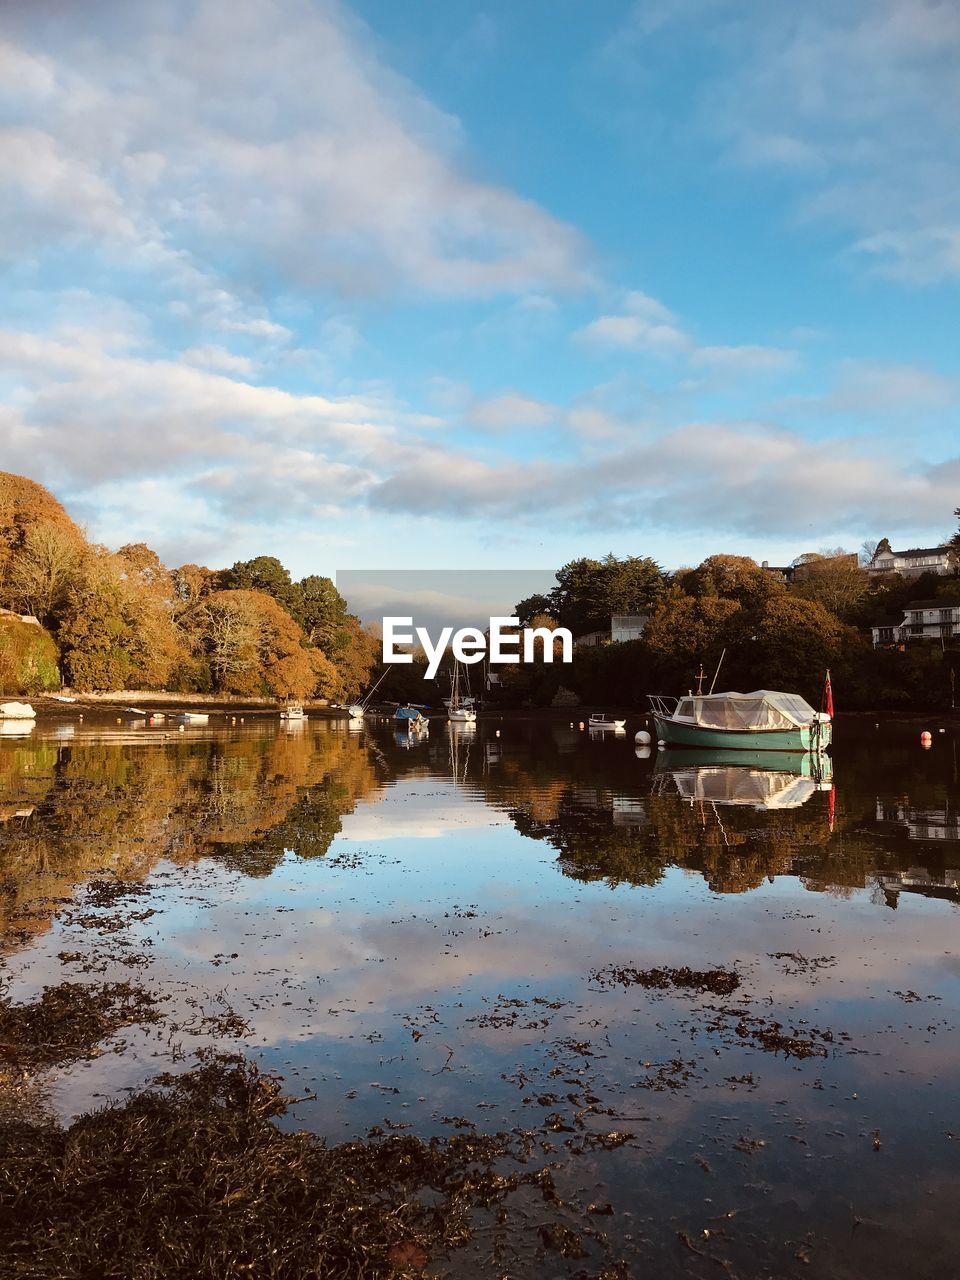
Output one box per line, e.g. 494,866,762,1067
0,472,377,699
504,538,960,712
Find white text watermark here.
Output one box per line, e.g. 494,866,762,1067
382,616,573,680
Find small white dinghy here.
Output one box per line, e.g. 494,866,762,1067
0,701,37,720
176,712,210,725
588,713,626,731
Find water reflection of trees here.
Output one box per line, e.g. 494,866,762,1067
0,728,384,949
431,721,960,901
3,720,958,957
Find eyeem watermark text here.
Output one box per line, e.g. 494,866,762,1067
382,616,573,679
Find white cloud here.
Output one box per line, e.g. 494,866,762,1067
367,417,960,541
576,290,798,375
180,345,256,375
576,291,690,353
691,344,799,374
0,0,590,299
467,391,555,431
791,360,958,415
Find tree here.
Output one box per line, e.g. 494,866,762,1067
0,471,83,579
57,548,183,691
550,554,665,635
515,593,554,626
790,552,870,622
751,594,853,693
643,594,743,689
171,563,217,613
117,543,173,596
295,574,347,648
4,520,81,625
218,556,301,615
193,590,317,700
197,592,264,690
684,554,786,613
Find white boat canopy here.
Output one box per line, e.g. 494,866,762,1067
674,690,820,731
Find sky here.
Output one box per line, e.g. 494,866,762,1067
1,0,959,584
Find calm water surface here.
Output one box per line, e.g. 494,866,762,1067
1,715,958,1278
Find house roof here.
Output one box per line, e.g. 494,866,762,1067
903,599,954,609
876,546,950,560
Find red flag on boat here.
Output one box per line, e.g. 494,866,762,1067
823,669,834,719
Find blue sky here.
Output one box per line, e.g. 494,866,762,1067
1,0,958,581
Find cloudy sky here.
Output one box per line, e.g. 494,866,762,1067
1,0,959,579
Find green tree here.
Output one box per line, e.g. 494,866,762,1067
295,574,347,648
550,554,664,635
514,593,554,626
218,556,301,615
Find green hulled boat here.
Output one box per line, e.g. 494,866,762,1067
648,690,831,754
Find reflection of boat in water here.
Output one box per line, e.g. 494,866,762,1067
649,691,831,753
877,866,960,906
0,719,34,737
653,750,832,811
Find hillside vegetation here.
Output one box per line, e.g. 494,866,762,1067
0,472,377,700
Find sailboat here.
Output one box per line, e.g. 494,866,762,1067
348,666,390,720
446,660,477,723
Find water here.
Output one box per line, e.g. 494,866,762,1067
2,714,959,1277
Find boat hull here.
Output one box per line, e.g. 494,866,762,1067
652,715,830,753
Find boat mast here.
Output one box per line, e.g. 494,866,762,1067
708,648,727,695
450,659,460,711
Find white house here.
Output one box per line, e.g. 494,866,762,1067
871,601,960,647
575,614,649,648
868,543,954,577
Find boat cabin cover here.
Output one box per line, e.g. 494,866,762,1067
672,691,821,731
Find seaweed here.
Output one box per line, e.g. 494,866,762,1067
0,1055,624,1279
0,979,164,1069
588,964,741,996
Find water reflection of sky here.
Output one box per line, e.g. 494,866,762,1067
2,718,959,1276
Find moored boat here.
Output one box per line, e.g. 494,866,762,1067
347,667,391,721
588,714,626,731
176,712,210,725
395,706,428,732
648,690,831,753
0,701,36,719
446,661,477,723
280,703,306,720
